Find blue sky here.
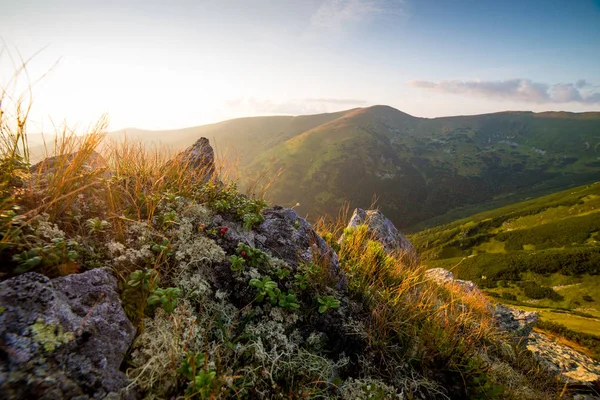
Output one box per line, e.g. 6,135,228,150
1,0,599,130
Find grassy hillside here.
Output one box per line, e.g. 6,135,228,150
102,106,600,230
409,182,600,339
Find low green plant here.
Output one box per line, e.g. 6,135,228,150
236,243,269,269
151,238,172,256
128,268,159,291
122,268,159,324
275,267,290,280
203,182,266,230
294,273,309,290
12,237,80,274
177,352,220,398
160,210,179,227
278,291,300,310
242,212,262,230
86,217,110,234
249,277,277,303
229,255,246,272
147,287,181,313
12,248,42,272
317,295,340,313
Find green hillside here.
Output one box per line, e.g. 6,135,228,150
107,106,600,230
409,182,600,338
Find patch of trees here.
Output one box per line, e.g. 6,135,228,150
518,281,563,301
496,213,600,251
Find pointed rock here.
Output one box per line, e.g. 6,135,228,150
341,208,418,261
175,137,217,183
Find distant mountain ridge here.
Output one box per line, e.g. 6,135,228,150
107,105,600,229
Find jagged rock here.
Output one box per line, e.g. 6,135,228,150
528,332,600,387
425,268,538,340
30,151,107,174
342,208,418,261
493,304,538,339
175,137,216,182
0,268,136,399
425,268,479,294
255,206,347,290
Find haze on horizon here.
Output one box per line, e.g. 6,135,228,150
1,0,600,132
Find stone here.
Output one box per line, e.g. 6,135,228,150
255,206,347,290
341,208,418,261
30,151,107,174
424,268,538,341
0,268,136,399
528,332,600,387
425,268,479,294
174,137,216,183
493,304,538,340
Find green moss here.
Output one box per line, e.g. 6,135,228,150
30,318,74,352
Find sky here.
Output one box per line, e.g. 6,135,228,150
1,0,600,131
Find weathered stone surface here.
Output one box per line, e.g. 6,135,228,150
493,304,538,339
528,332,600,386
425,268,479,294
30,151,107,174
255,206,347,290
425,268,538,341
0,268,136,399
175,137,216,182
342,208,418,261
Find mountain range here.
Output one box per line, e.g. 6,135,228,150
105,105,600,230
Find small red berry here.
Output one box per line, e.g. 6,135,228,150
219,226,229,235
240,251,247,258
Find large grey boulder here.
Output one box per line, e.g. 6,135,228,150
341,208,418,261
255,206,347,290
0,268,136,399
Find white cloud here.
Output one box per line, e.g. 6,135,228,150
407,79,600,104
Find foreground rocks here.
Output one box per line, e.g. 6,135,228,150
424,267,600,389
342,208,418,261
528,332,600,386
0,268,136,399
255,206,347,289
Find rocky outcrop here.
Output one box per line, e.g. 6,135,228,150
425,268,539,340
425,267,479,294
0,268,136,399
212,206,347,290
424,267,600,388
256,206,347,289
493,304,538,339
30,151,107,174
342,208,418,261
175,137,216,182
528,332,600,386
